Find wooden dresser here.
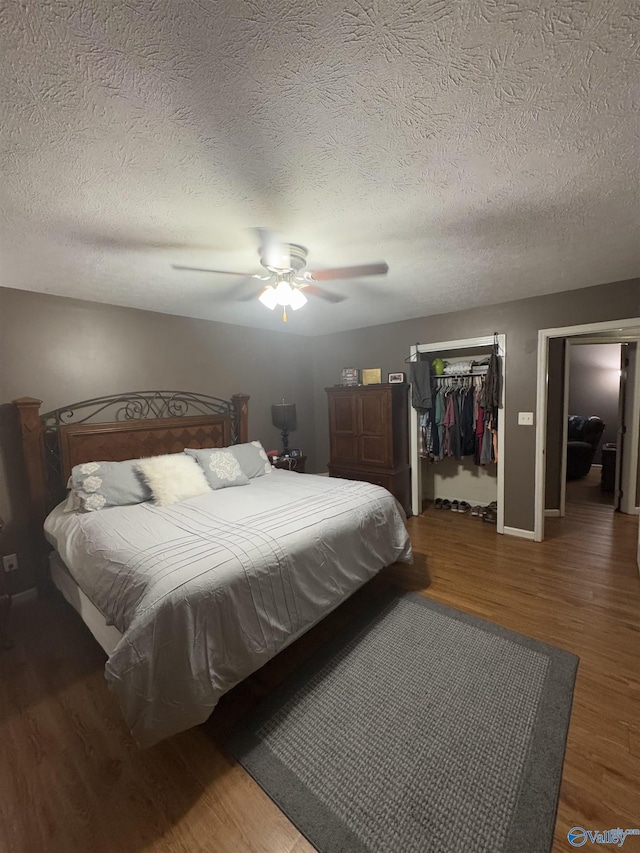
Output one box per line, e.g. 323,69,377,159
326,384,411,515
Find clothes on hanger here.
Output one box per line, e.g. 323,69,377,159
420,373,498,466
412,358,433,460
477,348,501,420
410,360,432,410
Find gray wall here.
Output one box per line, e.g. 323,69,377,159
0,287,316,592
311,278,640,531
568,344,621,462
2,277,639,591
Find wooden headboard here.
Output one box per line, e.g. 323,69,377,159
13,390,249,592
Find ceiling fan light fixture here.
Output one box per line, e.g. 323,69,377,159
258,286,278,310
259,280,307,314
173,232,388,317
274,279,293,305
288,287,308,311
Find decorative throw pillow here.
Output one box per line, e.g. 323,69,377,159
63,489,81,513
227,441,272,479
184,448,249,490
136,454,211,506
70,460,152,512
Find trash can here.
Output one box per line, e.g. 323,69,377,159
601,443,616,493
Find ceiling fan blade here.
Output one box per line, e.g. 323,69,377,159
78,234,216,252
235,283,269,302
302,262,389,282
172,264,267,279
298,284,346,303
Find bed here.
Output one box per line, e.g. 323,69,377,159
15,391,412,747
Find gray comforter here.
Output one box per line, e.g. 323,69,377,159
44,470,412,746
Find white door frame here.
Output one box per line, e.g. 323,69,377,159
410,334,506,534
535,318,640,542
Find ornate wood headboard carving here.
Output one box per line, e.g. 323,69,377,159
13,390,250,593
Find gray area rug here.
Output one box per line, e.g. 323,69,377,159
227,593,578,853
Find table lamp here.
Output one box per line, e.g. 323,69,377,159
271,401,297,457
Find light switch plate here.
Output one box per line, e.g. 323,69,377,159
2,554,18,573
518,412,534,426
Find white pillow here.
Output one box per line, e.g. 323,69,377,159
136,454,211,507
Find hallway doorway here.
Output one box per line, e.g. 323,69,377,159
564,341,622,515
535,318,640,550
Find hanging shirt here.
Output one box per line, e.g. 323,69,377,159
437,387,446,459
443,391,455,457
451,388,462,460
461,387,476,456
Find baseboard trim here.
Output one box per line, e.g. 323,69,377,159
11,587,38,605
544,509,561,517
503,526,536,541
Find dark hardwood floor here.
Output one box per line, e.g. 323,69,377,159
0,499,638,853
565,464,615,508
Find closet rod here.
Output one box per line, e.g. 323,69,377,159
433,371,488,379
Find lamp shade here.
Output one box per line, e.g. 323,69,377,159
258,286,278,310
271,402,297,431
288,287,307,311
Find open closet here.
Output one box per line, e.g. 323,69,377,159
409,334,506,533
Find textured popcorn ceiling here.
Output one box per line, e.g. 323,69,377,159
1,0,639,335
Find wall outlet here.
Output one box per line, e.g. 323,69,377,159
518,412,534,426
2,554,18,573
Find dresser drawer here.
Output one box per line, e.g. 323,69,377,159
328,465,411,516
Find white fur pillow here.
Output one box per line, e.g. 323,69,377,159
136,454,211,506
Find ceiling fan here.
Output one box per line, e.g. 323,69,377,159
172,230,389,322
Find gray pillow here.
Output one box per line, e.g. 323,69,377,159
227,441,272,479
187,441,272,480
71,459,151,512
184,448,250,490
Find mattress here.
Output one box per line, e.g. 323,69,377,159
49,551,122,655
44,470,412,746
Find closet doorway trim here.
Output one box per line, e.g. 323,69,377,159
409,334,506,534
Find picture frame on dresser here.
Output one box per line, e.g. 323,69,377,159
361,368,382,385
341,367,360,386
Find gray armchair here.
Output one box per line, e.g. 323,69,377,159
566,416,605,480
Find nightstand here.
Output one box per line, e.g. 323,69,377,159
272,456,306,473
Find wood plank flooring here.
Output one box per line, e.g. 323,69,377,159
0,499,638,853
